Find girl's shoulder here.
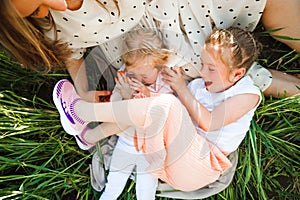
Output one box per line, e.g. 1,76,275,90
223,76,262,109
229,76,261,97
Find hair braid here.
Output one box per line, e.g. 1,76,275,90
205,27,260,72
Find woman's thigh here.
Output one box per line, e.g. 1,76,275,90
262,0,300,52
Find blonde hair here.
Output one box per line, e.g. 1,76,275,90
0,0,120,73
204,27,260,71
121,29,169,69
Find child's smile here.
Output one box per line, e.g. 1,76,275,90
204,81,213,88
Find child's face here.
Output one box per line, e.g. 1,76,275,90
125,60,160,86
200,47,235,93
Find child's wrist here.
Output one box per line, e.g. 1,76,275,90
173,85,186,94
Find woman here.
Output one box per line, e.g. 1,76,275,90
1,0,299,101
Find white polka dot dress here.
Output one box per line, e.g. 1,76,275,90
47,0,268,83
146,0,266,78
47,0,147,59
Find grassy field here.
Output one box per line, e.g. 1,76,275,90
0,26,299,200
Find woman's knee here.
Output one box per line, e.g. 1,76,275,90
262,0,300,52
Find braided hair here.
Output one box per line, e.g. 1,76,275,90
204,27,261,72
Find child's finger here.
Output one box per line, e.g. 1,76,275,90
126,76,134,85
129,80,141,88
163,67,173,74
129,79,144,91
161,68,173,78
117,72,126,85
129,82,140,91
114,77,121,86
129,78,141,85
173,66,183,75
114,87,120,94
117,70,125,76
167,67,179,77
167,67,183,78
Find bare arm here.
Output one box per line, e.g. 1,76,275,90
67,58,111,102
162,67,260,132
177,87,259,131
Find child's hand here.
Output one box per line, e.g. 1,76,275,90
115,71,135,99
162,67,187,92
127,78,151,97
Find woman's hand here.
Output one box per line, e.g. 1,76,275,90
84,90,112,102
67,58,112,102
161,67,187,93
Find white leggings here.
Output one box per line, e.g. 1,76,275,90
99,135,158,200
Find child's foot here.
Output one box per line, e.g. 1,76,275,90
53,79,87,135
75,126,97,150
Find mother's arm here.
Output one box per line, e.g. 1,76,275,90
67,58,111,102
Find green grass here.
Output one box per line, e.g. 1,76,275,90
0,30,299,199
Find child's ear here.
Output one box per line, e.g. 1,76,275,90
230,67,246,82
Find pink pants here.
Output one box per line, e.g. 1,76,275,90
134,94,232,192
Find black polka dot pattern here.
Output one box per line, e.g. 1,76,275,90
49,0,266,73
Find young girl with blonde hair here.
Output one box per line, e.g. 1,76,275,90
99,29,175,200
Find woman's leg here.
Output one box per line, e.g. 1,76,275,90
264,69,300,97
260,0,300,97
262,0,300,52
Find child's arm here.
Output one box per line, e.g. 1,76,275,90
162,67,260,132
178,89,259,132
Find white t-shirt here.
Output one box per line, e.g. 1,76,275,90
48,0,266,78
188,76,262,153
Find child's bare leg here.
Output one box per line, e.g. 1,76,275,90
53,80,177,143
75,95,178,145
74,97,155,126
263,69,300,97
84,122,129,144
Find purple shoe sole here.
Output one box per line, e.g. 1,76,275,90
75,126,96,150
53,79,86,135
